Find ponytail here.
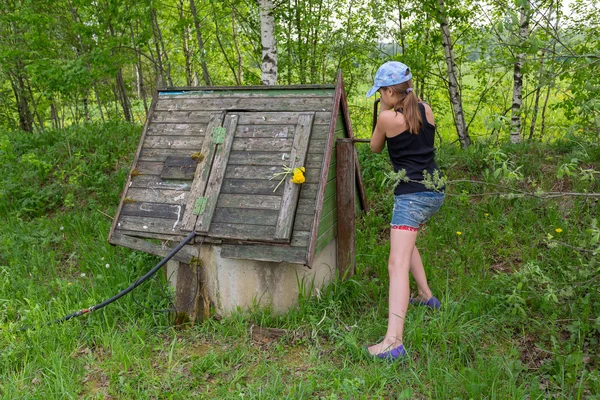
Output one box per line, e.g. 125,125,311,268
402,89,422,135
389,81,422,135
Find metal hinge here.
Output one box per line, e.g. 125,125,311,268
212,127,226,144
193,197,208,215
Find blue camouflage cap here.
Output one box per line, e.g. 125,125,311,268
366,61,413,98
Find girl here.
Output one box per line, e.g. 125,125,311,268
366,61,445,359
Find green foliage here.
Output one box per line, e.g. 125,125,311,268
2,123,597,397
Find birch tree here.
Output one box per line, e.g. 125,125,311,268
258,0,278,85
510,0,531,143
433,0,471,147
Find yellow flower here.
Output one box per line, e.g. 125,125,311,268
67,282,71,286
484,213,489,217
456,231,462,235
555,228,563,233
300,166,306,172
291,169,305,184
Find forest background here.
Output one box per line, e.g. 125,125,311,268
0,0,599,398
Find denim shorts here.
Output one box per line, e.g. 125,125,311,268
391,191,445,231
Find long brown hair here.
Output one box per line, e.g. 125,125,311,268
383,79,422,135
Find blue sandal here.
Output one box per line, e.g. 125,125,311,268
365,344,407,360
409,296,441,309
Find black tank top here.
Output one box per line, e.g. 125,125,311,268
385,103,443,195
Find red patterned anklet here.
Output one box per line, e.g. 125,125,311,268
391,225,419,232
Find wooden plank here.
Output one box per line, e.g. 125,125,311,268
316,208,337,236
152,111,213,123
220,179,282,195
227,151,325,167
307,71,343,266
212,208,278,226
209,223,275,240
144,136,205,150
146,123,208,136
161,156,197,180
319,192,337,217
159,90,335,97
181,112,226,231
154,97,334,112
125,187,189,205
234,124,327,140
121,202,187,220
275,113,314,241
340,88,368,214
207,223,310,245
216,193,281,210
109,232,198,264
237,112,330,125
195,114,238,233
160,84,335,92
235,124,295,139
129,175,191,190
297,198,317,214
116,215,184,236
231,137,294,152
224,165,321,182
220,244,307,264
115,229,187,242
307,139,327,154
139,148,206,162
219,179,319,199
336,139,356,280
315,222,337,255
293,213,315,231
174,260,202,324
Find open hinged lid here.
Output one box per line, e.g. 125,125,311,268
108,74,366,265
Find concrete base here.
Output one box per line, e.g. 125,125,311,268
166,239,336,318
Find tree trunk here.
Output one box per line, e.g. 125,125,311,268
189,0,212,85
436,0,470,147
287,0,292,85
259,0,278,85
9,65,34,132
151,8,170,87
295,0,305,84
529,50,545,140
179,0,194,87
116,69,132,122
69,3,104,122
309,1,322,83
231,3,243,84
154,9,173,87
510,3,530,144
129,21,148,114
397,0,406,54
209,0,240,85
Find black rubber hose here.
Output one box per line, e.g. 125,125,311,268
21,231,197,329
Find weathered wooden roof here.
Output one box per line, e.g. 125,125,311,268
108,73,365,265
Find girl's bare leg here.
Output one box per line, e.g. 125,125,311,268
409,246,433,302
368,229,418,355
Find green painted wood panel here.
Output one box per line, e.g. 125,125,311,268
314,112,347,256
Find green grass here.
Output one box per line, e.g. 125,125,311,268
0,120,599,399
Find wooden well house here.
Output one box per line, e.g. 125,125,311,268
108,72,366,321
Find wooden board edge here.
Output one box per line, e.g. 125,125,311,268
110,231,198,264
220,244,308,265
306,70,344,267
108,90,159,244
339,75,368,213
159,84,336,92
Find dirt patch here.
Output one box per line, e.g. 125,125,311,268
489,255,521,274
518,335,552,369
